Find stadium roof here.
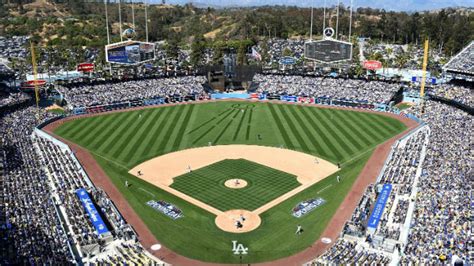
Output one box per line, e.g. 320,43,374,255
443,40,474,76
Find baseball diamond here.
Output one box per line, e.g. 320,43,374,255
2,7,471,265
170,159,301,211
49,101,410,264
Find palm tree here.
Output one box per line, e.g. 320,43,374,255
395,53,409,69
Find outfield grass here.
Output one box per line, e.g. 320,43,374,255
55,101,407,263
171,159,300,211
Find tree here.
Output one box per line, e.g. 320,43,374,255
190,34,206,67
282,47,293,57
165,32,181,60
395,53,409,69
237,43,247,65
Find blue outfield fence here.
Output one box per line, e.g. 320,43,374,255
69,95,394,118
210,93,250,100
76,188,110,235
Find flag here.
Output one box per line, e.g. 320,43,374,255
251,47,262,61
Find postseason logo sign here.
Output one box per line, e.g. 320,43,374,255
292,197,326,218
147,200,183,220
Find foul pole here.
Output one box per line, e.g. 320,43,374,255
30,41,40,110
420,39,429,97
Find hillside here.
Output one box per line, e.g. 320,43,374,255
0,0,472,56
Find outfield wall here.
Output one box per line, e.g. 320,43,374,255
70,94,391,116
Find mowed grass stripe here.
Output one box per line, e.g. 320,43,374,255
361,113,397,135
90,112,134,150
233,108,247,140
80,114,117,146
99,112,142,154
343,111,386,142
187,108,231,135
245,108,253,140
285,105,324,155
315,109,359,155
118,108,165,162
109,110,156,158
214,110,239,144
319,109,365,151
267,104,295,149
171,104,195,150
355,112,394,139
55,117,90,136
275,104,311,153
305,107,346,160
161,104,191,152
192,125,216,144
370,113,405,132
216,108,237,125
296,106,337,160
152,105,186,155
331,110,376,147
190,108,236,144
134,107,174,158
68,116,104,141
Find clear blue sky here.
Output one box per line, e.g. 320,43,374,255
154,0,473,11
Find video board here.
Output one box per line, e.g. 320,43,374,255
106,41,155,65
304,40,352,63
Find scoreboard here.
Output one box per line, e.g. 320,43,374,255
304,40,352,63
106,41,155,65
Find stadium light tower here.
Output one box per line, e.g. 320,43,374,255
348,0,353,42
310,1,314,40
118,0,123,42
104,0,110,45
335,0,340,40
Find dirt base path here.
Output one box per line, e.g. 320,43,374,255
42,101,419,266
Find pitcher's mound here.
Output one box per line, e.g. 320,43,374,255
215,209,261,233
224,179,248,189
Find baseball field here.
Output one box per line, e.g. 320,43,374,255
53,101,407,263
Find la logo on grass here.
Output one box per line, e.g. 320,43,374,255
232,240,248,255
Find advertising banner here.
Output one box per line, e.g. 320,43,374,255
76,188,109,235
367,184,392,232
77,63,94,72
363,60,382,71
280,95,297,102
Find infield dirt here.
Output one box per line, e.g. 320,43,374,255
129,145,338,233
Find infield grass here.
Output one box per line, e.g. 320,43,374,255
171,159,300,211
54,101,407,263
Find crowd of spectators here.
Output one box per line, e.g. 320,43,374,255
313,98,472,265
255,39,305,65
0,92,30,108
0,106,164,264
364,43,445,70
57,76,207,108
428,83,473,107
35,137,136,248
401,102,472,264
89,242,159,265
253,74,400,104
312,119,430,264
0,36,28,59
0,107,73,264
310,239,392,265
